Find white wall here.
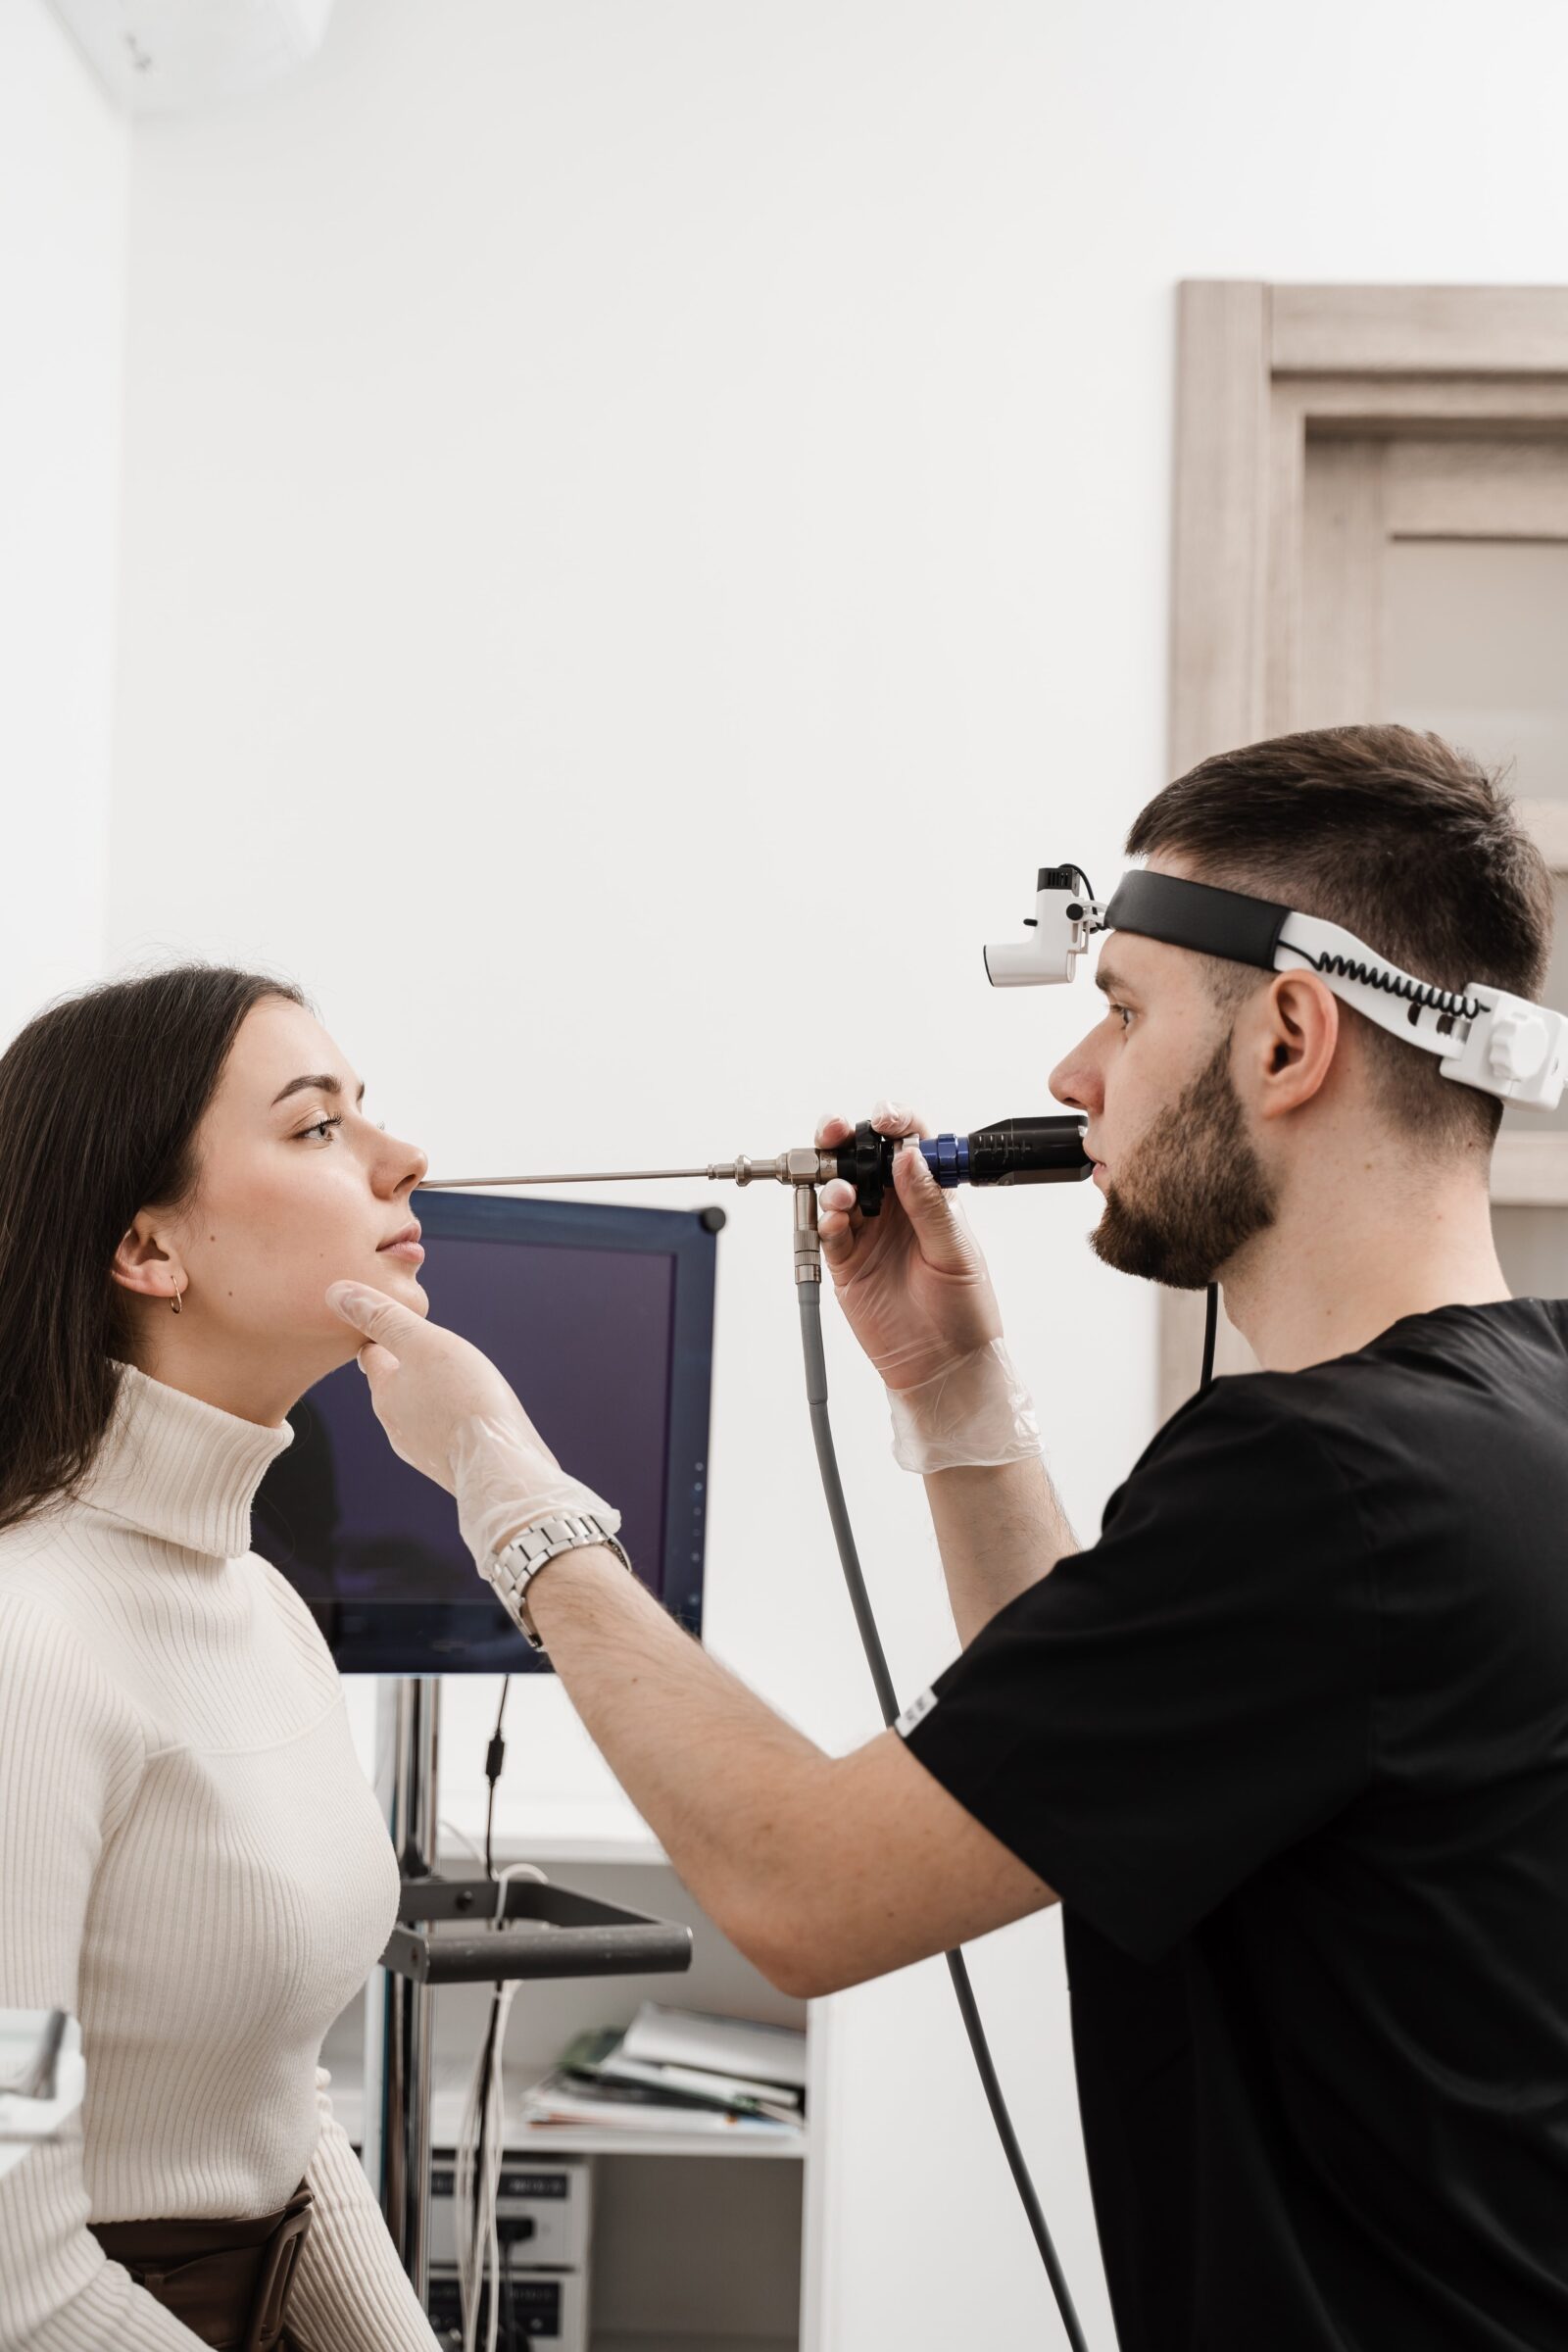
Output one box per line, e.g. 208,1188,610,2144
1,5,127,1036
103,5,1568,2347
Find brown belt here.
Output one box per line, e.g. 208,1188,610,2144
88,2178,315,2352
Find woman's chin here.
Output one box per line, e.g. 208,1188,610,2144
377,1262,430,1316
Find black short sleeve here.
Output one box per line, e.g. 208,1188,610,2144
900,1381,1377,1962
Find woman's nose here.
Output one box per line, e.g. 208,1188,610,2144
382,1132,427,1194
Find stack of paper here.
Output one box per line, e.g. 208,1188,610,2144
520,2004,808,2136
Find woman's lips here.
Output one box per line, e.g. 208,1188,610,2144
377,1240,425,1264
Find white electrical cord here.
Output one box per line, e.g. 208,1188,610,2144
455,1860,548,2352
443,1787,506,2342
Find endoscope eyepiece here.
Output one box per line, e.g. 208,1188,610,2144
835,1115,1092,1216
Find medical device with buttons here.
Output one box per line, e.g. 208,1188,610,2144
425,2153,591,2350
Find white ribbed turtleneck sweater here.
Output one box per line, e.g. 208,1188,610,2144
0,1363,442,2349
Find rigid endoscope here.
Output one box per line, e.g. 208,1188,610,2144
426,1111,1093,1271
424,858,1568,2352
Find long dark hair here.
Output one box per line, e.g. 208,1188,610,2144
0,965,306,1536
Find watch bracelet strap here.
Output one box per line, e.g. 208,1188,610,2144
487,1509,632,1650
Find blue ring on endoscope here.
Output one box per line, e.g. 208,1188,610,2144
921,1135,969,1188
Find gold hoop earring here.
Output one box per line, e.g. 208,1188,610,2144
171,1284,183,1317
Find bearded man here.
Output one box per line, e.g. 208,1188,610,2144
335,725,1568,2352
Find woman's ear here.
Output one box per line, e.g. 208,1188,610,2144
111,1216,185,1305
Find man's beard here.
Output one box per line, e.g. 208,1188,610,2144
1090,1028,1278,1290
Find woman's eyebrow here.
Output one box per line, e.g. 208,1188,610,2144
270,1073,367,1107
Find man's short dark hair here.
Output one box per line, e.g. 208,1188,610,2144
1125,724,1555,1153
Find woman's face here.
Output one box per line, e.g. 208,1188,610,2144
114,996,430,1421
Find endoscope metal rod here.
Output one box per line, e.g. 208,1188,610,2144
423,1158,814,1190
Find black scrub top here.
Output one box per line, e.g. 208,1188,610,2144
900,1298,1568,2352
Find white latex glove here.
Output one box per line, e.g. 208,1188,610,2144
881,1336,1043,1475
324,1283,619,1568
815,1101,1043,1474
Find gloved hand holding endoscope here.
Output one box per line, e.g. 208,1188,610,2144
816,1101,1043,1475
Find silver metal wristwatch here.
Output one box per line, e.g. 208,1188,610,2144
487,1509,633,1652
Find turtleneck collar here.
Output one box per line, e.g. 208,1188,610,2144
75,1361,295,1561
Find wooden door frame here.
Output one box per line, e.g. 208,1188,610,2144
1163,282,1568,1419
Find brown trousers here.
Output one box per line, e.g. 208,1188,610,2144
87,2179,316,2352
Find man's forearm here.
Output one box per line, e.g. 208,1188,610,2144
922,1454,1077,1646
521,1546,834,1987
519,1543,1057,2001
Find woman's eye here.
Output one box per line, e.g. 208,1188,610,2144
298,1114,343,1144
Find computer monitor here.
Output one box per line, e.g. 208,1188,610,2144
251,1192,721,1674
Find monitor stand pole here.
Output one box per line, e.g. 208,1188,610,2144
364,1675,441,2301
360,1673,693,2315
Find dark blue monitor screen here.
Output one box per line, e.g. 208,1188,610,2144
251,1192,720,1674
